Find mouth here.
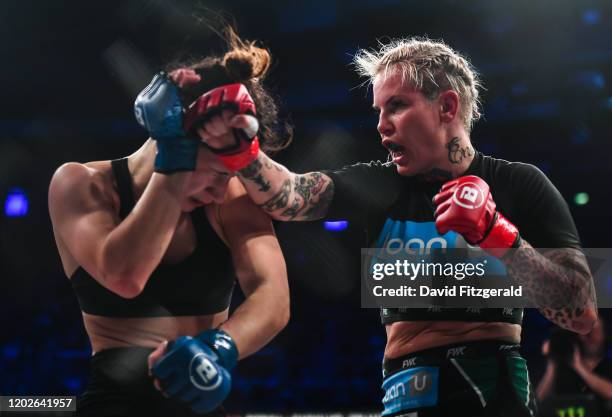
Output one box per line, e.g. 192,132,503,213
383,140,407,163
189,197,207,206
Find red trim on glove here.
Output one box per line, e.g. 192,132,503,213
218,137,260,171
479,212,520,257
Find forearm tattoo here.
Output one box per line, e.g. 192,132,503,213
300,178,335,220
261,179,291,212
240,154,334,220
239,159,271,192
281,196,302,218
273,172,334,220
505,241,596,329
446,137,474,164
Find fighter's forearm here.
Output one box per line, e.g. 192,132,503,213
219,282,290,359
574,365,612,400
99,172,188,297
505,240,597,334
535,361,556,400
237,152,334,221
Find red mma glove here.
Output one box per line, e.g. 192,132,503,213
434,175,521,257
184,83,260,171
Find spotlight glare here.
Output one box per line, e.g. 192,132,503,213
574,192,589,206
324,220,348,231
4,188,29,217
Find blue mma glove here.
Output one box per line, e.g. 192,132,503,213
196,329,239,371
134,72,198,174
152,336,231,413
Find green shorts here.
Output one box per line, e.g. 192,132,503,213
382,340,537,417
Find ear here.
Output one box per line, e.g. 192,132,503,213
438,90,460,123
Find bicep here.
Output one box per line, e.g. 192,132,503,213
512,164,580,248
321,161,401,221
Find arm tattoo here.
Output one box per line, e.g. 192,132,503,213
239,159,271,192
261,179,291,212
505,242,595,329
281,196,302,218
294,173,325,203
260,172,334,220
300,180,335,220
446,137,474,164
238,154,334,220
263,158,284,172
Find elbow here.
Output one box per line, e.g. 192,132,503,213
271,213,286,222
99,250,148,298
111,277,146,299
268,208,290,222
270,298,290,334
277,303,290,331
101,271,147,299
99,241,149,299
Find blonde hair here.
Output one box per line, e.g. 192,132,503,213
354,37,482,131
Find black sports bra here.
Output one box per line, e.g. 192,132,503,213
70,158,235,317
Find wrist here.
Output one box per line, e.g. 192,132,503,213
238,150,263,177
152,171,191,198
154,137,199,174
573,358,588,374
479,212,520,257
218,136,260,171
196,329,239,370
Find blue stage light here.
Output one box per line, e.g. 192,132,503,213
511,82,528,96
324,221,348,231
582,9,600,25
4,188,28,217
571,125,590,145
63,377,83,392
573,70,605,90
3,344,20,359
606,277,612,294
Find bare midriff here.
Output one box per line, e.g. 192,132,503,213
83,310,229,354
384,320,521,359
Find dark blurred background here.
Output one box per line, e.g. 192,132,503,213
1,0,611,412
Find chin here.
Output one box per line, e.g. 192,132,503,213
181,200,202,212
394,163,418,177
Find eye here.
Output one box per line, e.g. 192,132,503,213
207,167,229,177
389,99,405,112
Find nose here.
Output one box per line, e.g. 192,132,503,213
377,113,393,139
206,186,226,204
207,175,231,204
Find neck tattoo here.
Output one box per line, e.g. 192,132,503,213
446,137,474,164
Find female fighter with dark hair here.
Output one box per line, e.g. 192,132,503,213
49,28,292,416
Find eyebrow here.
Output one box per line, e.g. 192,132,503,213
212,168,230,176
372,95,400,111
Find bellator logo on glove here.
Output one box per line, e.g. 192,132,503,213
451,179,487,210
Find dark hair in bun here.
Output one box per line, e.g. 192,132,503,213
167,26,292,153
